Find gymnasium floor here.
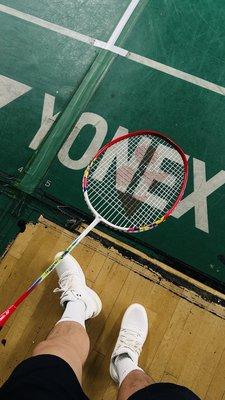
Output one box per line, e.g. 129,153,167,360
0,218,225,400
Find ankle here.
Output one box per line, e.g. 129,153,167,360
114,354,143,386
117,370,154,400
57,300,86,328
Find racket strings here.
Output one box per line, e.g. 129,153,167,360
92,136,170,183
91,137,161,197
103,138,183,203
91,188,128,222
90,164,183,227
86,135,185,228
89,152,182,226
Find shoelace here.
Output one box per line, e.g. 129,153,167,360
53,272,82,294
117,328,144,356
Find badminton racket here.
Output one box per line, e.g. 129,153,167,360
0,130,188,329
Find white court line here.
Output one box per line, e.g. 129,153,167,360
1,4,225,96
94,39,128,57
107,0,141,46
0,4,97,46
127,53,225,96
0,4,128,56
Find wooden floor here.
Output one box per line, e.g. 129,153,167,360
0,218,225,400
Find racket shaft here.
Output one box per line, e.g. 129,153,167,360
0,217,100,329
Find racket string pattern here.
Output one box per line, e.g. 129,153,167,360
83,134,186,232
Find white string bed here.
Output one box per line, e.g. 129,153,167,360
87,135,184,229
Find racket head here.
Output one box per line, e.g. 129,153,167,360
82,130,188,233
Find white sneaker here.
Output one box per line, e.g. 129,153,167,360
110,304,148,383
54,252,102,319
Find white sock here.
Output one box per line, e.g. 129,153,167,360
115,354,143,385
57,300,86,328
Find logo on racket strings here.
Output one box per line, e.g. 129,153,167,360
91,138,183,218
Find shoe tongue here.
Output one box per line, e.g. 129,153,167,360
124,322,144,333
116,343,139,364
122,327,144,343
60,273,77,286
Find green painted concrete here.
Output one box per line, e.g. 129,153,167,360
124,0,225,86
0,0,132,41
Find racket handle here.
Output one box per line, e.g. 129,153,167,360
0,305,17,330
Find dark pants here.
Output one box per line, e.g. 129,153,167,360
0,355,201,400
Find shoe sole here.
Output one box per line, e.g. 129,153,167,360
110,359,119,383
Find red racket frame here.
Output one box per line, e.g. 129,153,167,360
85,130,188,224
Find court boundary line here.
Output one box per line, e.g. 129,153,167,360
1,3,225,96
107,0,141,46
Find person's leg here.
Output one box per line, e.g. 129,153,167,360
33,252,102,385
110,304,201,400
1,253,102,400
33,321,89,384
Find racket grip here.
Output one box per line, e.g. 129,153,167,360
0,305,17,330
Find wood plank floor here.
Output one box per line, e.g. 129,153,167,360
0,218,225,400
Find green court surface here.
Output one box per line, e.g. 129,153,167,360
0,1,225,291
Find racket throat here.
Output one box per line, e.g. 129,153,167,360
66,216,101,253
